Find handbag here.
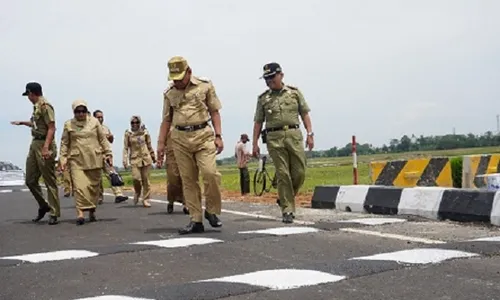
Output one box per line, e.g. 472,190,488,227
105,161,125,187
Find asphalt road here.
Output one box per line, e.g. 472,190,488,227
1,186,500,300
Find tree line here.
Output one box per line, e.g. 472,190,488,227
216,131,500,165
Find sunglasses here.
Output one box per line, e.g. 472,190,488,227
131,121,140,124
74,109,87,114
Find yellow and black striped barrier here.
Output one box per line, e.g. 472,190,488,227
369,157,453,187
462,154,500,188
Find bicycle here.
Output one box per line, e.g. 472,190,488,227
253,155,277,196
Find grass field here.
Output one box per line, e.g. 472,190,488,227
102,146,500,199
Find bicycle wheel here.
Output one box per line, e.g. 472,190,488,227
253,169,267,196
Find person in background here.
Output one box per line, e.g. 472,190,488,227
123,116,155,208
93,109,128,204
235,133,251,195
59,100,113,225
11,82,60,225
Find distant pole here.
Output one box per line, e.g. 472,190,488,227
352,135,358,185
497,114,499,134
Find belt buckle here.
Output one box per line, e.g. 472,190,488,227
185,125,194,132
283,125,289,130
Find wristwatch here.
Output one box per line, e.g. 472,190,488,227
215,134,222,139
307,132,314,137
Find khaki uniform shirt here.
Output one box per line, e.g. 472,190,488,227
59,116,112,170
123,128,155,167
162,76,222,127
253,84,311,129
30,96,56,142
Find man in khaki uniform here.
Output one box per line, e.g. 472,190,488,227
252,63,314,224
93,110,128,204
157,56,224,235
11,82,60,225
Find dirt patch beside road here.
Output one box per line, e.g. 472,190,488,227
120,182,314,208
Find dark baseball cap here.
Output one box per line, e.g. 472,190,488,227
22,82,42,96
260,62,282,79
241,133,250,140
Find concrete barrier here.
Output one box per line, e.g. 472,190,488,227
370,157,453,188
462,154,500,188
311,185,500,226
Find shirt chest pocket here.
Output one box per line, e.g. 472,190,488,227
184,88,207,106
281,96,298,113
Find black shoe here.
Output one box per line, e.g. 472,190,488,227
204,211,222,228
276,199,280,206
32,206,51,222
76,217,85,225
282,213,294,224
89,209,97,222
48,216,59,225
114,196,128,203
178,221,204,235
167,203,174,214
183,206,189,215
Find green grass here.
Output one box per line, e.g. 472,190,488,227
102,146,500,194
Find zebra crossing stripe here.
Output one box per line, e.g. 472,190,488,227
0,250,99,263
75,296,154,300
196,269,346,290
337,217,407,225
238,226,320,235
130,237,223,248
349,248,479,264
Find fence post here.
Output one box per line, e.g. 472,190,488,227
352,135,358,184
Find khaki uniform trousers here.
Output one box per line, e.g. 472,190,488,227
62,168,72,196
132,164,151,201
25,140,60,217
172,128,222,223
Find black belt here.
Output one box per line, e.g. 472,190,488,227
175,122,209,132
32,135,46,140
265,124,299,133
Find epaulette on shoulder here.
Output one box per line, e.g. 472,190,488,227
285,84,298,90
197,76,211,83
258,89,269,98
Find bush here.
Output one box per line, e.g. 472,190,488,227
450,156,463,188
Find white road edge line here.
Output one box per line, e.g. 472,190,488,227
339,228,446,245
103,192,315,225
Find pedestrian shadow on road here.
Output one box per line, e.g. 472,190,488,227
144,227,221,235
11,218,118,225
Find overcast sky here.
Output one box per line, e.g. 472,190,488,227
1,0,499,168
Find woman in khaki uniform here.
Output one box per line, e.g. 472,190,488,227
123,116,155,207
59,100,113,225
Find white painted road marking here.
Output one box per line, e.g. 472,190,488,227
130,237,223,248
0,250,99,263
337,217,407,225
197,269,346,290
104,193,315,225
239,226,320,235
340,228,446,244
350,248,479,264
0,190,12,193
75,296,155,300
469,236,500,242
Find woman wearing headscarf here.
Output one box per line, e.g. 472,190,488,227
59,100,113,225
123,115,155,207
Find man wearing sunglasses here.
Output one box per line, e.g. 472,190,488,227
157,56,224,235
92,109,128,204
252,63,314,224
11,82,60,225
